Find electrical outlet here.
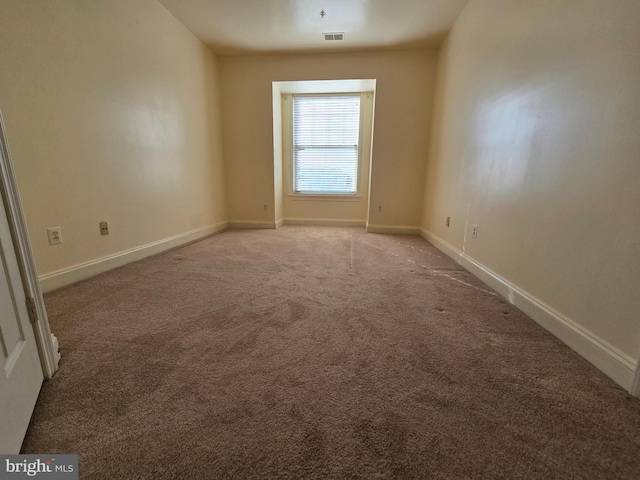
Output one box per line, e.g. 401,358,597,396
263,204,268,211
446,216,450,227
378,205,383,213
100,221,109,236
47,227,63,245
472,224,479,239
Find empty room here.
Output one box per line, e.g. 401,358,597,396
1,0,639,478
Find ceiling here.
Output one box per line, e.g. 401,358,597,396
157,0,469,56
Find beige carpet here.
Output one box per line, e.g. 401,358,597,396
21,226,640,479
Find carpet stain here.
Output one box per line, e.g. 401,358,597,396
299,425,330,470
354,414,410,477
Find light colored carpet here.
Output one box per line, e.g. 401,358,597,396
22,226,640,478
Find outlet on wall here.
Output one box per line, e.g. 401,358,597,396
100,221,109,236
263,204,268,211
472,224,479,239
47,227,63,245
377,205,383,213
446,216,450,227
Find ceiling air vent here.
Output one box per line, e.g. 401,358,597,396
323,32,344,41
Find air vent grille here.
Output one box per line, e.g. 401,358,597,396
323,32,344,41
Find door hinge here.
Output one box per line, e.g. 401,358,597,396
25,296,38,324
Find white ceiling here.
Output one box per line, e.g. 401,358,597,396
157,0,469,56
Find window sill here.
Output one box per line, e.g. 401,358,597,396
288,194,362,202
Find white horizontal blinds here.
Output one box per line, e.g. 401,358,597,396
293,95,360,194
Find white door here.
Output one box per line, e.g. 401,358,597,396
0,190,43,453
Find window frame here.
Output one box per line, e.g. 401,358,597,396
289,93,365,198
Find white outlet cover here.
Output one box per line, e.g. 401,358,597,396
47,227,63,245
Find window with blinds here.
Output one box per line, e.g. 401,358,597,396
293,95,361,194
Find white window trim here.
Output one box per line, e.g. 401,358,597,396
287,193,363,202
287,92,369,200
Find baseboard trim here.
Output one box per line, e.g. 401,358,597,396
420,228,638,394
275,218,285,229
283,217,366,227
228,220,278,229
419,228,464,263
39,222,229,293
366,224,421,235
632,363,640,397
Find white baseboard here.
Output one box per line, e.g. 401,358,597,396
366,224,421,235
419,229,463,263
283,217,366,227
420,228,638,394
632,364,640,397
228,220,278,229
39,222,229,293
275,218,285,229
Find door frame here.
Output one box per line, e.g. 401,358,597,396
0,111,58,380
633,360,640,398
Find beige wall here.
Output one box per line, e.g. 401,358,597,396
422,0,640,361
220,50,437,228
0,0,227,277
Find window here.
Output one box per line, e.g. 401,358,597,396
293,95,361,194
